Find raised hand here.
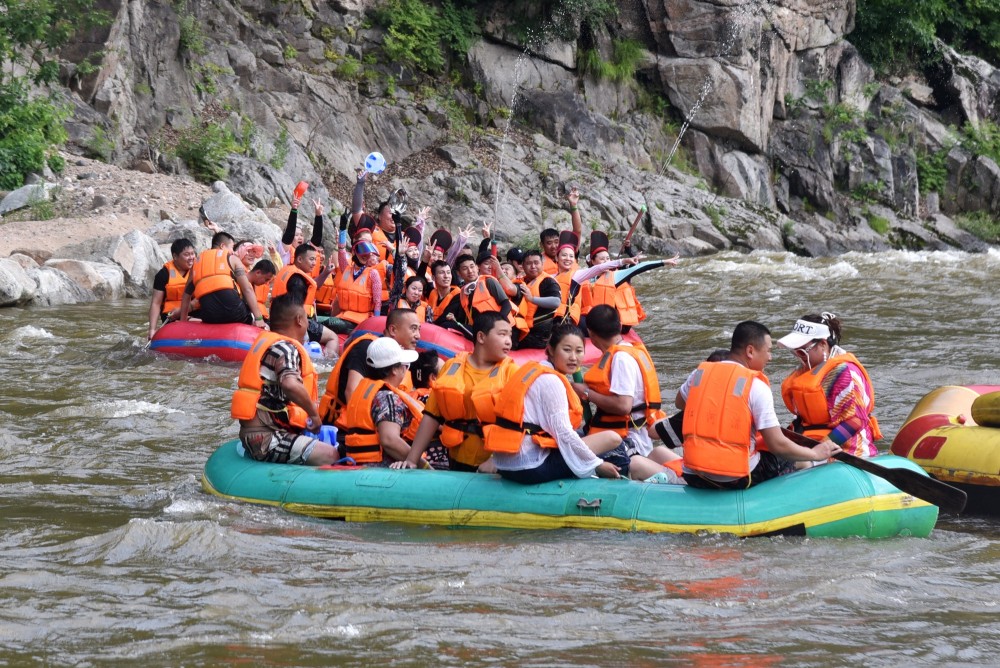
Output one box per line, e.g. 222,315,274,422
567,186,580,208
313,198,324,216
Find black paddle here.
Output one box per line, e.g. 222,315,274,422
781,428,967,514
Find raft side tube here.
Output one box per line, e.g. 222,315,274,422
202,442,937,538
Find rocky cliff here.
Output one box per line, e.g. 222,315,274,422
13,0,1000,264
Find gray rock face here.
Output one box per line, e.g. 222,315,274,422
33,0,992,280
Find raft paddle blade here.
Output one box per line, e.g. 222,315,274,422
781,428,967,513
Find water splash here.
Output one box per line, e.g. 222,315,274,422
656,0,768,177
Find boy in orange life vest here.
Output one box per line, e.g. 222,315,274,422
319,307,425,427
675,320,842,489
511,249,562,350
455,254,513,338
247,259,277,320
777,312,881,457
148,238,198,340
179,231,266,328
231,294,341,465
572,305,683,482
341,337,422,466
391,313,518,473
271,244,339,357
427,260,461,324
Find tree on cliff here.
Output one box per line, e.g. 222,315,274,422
0,0,107,190
853,0,1000,71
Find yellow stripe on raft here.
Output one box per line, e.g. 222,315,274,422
202,473,929,535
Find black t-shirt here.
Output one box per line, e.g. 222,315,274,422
336,337,374,403
152,266,170,292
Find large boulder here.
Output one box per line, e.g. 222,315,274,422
928,42,1000,128
26,266,94,306
43,259,126,300
0,183,59,215
55,230,166,297
0,258,38,306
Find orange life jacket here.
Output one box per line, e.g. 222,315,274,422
374,259,391,303
428,286,460,322
780,352,883,442
554,270,581,324
272,264,318,317
253,280,271,320
514,274,551,334
342,378,424,463
682,362,768,479
319,333,379,424
396,298,430,322
581,272,642,327
583,344,667,437
462,276,515,326
483,362,584,454
371,226,394,263
335,265,376,324
429,354,518,466
231,331,317,429
161,260,190,314
542,255,558,275
192,249,237,298
315,272,337,315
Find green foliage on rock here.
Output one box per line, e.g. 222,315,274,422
577,38,645,84
0,0,108,189
176,121,238,182
852,0,1000,71
955,211,1000,242
960,119,1000,164
916,147,949,194
375,0,479,74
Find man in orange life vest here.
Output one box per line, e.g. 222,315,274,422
573,304,684,482
511,249,562,349
675,320,842,489
147,238,198,340
231,294,341,465
340,337,422,466
319,307,424,428
179,231,266,328
426,260,462,327
454,253,513,339
271,243,339,357
579,230,647,332
392,312,517,473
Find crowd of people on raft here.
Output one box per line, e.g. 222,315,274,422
148,171,882,488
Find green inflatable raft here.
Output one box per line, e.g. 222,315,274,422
202,440,938,538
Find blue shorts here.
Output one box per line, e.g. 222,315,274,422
498,449,575,485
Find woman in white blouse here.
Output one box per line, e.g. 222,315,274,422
489,324,624,484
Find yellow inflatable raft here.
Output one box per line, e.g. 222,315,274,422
891,385,1000,513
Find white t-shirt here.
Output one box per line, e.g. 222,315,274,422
607,347,655,456
677,360,779,477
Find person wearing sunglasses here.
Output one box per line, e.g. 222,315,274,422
777,313,882,457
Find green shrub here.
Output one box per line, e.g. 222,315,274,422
177,5,207,55
577,38,644,83
47,153,65,174
176,121,238,182
868,214,891,235
916,148,949,194
955,211,1000,242
0,87,69,189
376,0,479,74
960,120,1000,164
270,127,290,170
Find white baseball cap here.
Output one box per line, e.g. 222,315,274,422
777,320,831,349
366,337,419,369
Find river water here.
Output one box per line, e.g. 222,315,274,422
2,249,1000,665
